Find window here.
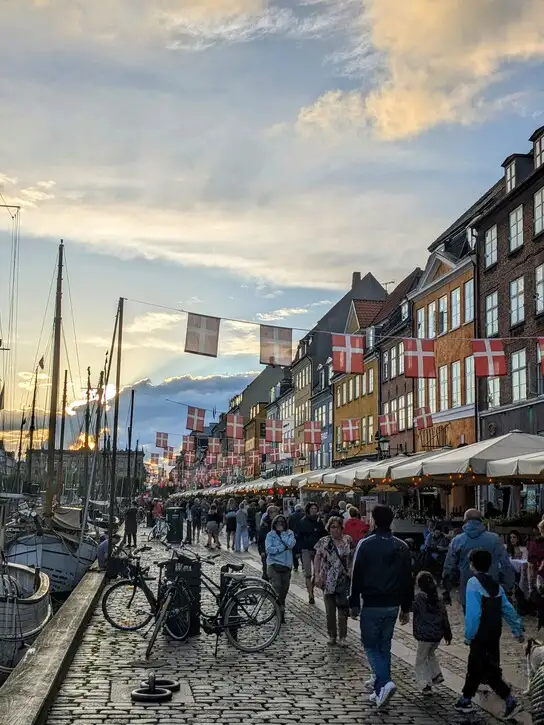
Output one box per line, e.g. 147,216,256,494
342,382,347,406
485,292,499,336
510,276,525,326
465,355,475,406
417,378,426,408
383,401,389,416
361,417,367,444
536,187,544,236
348,378,354,402
448,288,460,330
512,349,527,402
428,378,437,414
401,301,409,320
383,350,389,380
484,225,498,268
390,346,397,378
319,368,325,390
362,372,367,396
368,368,374,393
427,301,436,339
535,135,544,169
438,295,448,334
464,279,474,323
406,393,413,430
355,374,360,399
487,378,500,408
336,386,341,408
367,416,374,444
398,341,405,375
328,400,332,427
506,161,515,192
390,398,397,424
398,395,406,431
336,425,342,448
416,308,425,338
451,361,461,408
537,264,544,314
509,205,524,252
439,365,448,411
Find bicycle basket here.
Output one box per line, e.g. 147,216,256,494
165,555,197,581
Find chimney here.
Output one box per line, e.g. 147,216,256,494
352,272,361,289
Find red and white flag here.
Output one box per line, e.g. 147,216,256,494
304,421,321,445
472,339,507,377
248,451,261,465
186,406,205,432
167,446,175,461
184,313,221,358
265,419,283,443
226,414,244,439
231,439,245,455
208,437,221,455
181,435,194,452
332,334,365,374
226,452,239,467
156,432,168,449
404,338,437,379
379,414,398,436
184,451,195,466
539,338,544,375
260,325,292,367
414,407,433,431
342,418,360,442
150,453,159,464
269,448,280,463
206,453,217,466
259,440,271,455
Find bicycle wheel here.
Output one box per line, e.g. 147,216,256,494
147,528,156,542
223,586,281,653
145,591,173,659
164,593,191,641
102,580,154,631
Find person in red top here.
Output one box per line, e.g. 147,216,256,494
344,506,369,546
152,499,164,521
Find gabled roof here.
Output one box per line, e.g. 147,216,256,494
371,268,422,327
352,299,385,330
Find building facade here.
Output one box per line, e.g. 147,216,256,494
476,126,544,439
310,360,333,470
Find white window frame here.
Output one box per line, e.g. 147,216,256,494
451,287,461,330
348,377,354,403
390,398,397,424
368,368,374,394
416,308,425,339
401,301,409,320
406,392,413,430
510,276,525,327
336,386,341,408
506,161,516,192
465,355,475,406
485,291,499,336
487,378,500,409
367,415,374,444
464,279,474,323
438,295,448,335
361,416,367,444
398,395,406,432
427,301,436,339
484,225,498,268
428,378,437,414
509,205,524,252
512,349,527,402
355,374,360,399
417,378,426,408
536,264,544,315
439,365,448,411
362,372,367,396
535,136,544,169
383,401,389,416
398,341,405,376
342,382,347,406
383,350,389,380
451,360,461,408
390,346,397,379
535,187,544,236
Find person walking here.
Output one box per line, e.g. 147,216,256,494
288,503,304,572
349,504,414,710
205,504,222,549
454,549,523,718
224,503,237,550
265,514,295,622
235,502,249,553
298,502,326,604
412,571,452,695
314,516,352,646
258,504,280,580
190,498,202,544
344,507,369,546
442,508,515,609
247,500,258,544
123,500,138,548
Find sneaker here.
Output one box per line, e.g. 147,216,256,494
432,674,444,686
368,692,377,704
454,697,474,713
504,696,522,719
377,681,397,709
364,675,376,693
421,685,432,697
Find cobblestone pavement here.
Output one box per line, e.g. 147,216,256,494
44,533,512,725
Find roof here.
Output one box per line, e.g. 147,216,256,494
353,299,385,329
371,268,422,326
529,125,544,142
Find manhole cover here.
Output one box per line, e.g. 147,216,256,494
127,659,168,668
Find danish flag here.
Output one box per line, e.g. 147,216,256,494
184,313,220,358
181,435,194,452
259,440,271,455
472,339,507,377
265,419,283,443
150,453,159,464
167,446,175,461
342,418,360,443
404,339,437,378
269,448,280,463
231,439,245,455
156,432,168,449
379,414,398,436
414,407,433,431
259,325,292,367
226,453,239,467
332,334,365,375
186,406,205,432
304,421,322,445
208,437,221,455
226,414,244,439
206,453,217,466
247,451,261,465
184,451,195,466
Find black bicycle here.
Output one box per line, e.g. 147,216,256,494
102,542,282,658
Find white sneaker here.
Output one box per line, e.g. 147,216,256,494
377,681,397,709
368,692,377,704
364,675,376,692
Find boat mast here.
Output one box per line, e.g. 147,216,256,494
57,369,68,502
27,366,39,489
126,388,134,502
45,241,64,518
83,366,91,501
107,297,124,557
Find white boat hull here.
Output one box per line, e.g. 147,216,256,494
0,563,52,675
6,532,98,595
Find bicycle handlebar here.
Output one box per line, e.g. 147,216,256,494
158,539,220,566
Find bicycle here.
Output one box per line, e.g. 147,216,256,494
148,517,169,542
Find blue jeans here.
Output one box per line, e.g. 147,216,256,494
359,606,399,694
235,526,248,552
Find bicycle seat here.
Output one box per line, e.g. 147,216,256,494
223,572,247,581
226,563,244,573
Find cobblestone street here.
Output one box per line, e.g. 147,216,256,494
42,531,527,725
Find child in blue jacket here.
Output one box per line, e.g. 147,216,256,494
455,548,524,718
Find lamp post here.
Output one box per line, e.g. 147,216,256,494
375,431,391,460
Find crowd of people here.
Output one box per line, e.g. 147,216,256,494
128,493,544,718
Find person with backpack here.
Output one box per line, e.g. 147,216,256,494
412,571,452,695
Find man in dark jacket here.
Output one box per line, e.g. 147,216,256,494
298,502,326,604
288,503,304,572
123,501,138,547
349,505,413,710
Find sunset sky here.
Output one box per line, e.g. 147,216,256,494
1,0,543,456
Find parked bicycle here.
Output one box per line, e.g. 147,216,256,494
101,541,282,658
148,517,169,542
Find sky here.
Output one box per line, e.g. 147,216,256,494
1,0,544,458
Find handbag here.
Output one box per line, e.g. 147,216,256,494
330,538,351,609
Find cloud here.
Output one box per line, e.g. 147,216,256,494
125,311,184,335
298,0,544,139
255,307,309,322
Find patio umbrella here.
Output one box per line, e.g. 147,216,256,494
361,452,439,481
322,460,373,486
487,450,544,478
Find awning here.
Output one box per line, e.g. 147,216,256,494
486,451,544,478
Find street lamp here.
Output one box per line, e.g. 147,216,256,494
375,431,390,459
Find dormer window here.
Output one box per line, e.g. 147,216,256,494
401,301,408,320
536,135,544,169
506,161,516,192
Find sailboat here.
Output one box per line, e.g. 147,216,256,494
6,242,98,595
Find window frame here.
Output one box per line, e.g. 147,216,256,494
510,275,525,327
390,345,397,379
536,264,544,315
368,368,374,394
428,378,437,414
535,187,544,236
506,161,516,192
438,295,448,335
484,225,498,268
416,308,425,339
487,378,500,409
451,287,461,330
511,349,527,403
406,392,413,430
465,355,475,406
417,378,426,408
509,204,524,252
451,360,461,408
485,291,499,337
464,279,474,323
398,395,406,432
439,365,448,411
398,341,405,376
348,377,354,403
427,301,436,339
536,136,544,169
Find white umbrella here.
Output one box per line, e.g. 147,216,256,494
325,460,374,486
361,453,430,481
487,451,544,478
301,466,338,486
